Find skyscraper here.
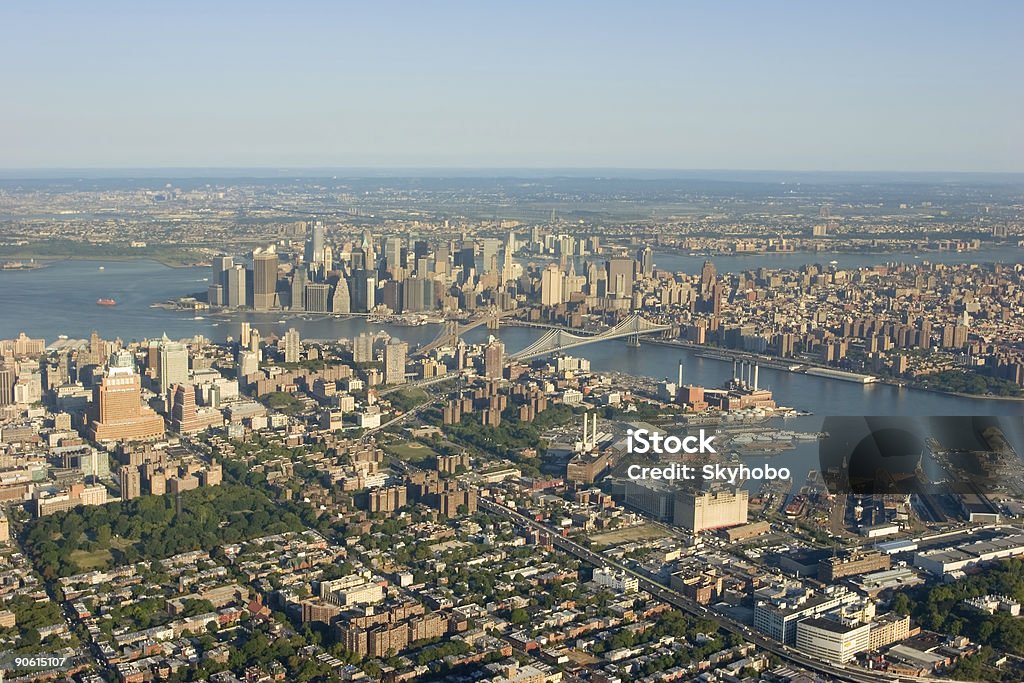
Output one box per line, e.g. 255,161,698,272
351,269,376,312
283,328,301,364
305,220,326,263
290,268,308,311
331,277,351,313
541,264,564,306
252,248,279,311
606,258,636,297
226,264,246,309
209,255,233,306
88,350,165,443
120,465,141,501
0,364,14,406
484,339,505,380
384,237,403,274
638,245,654,277
383,338,408,385
304,283,331,313
158,336,189,399
353,333,374,364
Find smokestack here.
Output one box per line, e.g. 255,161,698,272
748,361,753,387
754,364,759,390
592,413,598,445
678,360,683,387
583,413,589,448
732,359,737,381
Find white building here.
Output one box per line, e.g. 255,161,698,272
796,617,870,664
592,567,638,593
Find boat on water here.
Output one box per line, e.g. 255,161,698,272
98,266,105,270
96,298,116,306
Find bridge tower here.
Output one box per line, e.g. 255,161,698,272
626,315,641,348
486,306,500,331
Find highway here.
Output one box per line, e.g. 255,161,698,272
477,497,957,683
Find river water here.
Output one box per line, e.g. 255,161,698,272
2,258,1022,423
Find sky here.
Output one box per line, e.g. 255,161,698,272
1,1,1021,172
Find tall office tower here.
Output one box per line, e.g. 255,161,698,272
361,231,376,272
88,350,165,442
606,258,636,297
434,242,450,275
351,270,376,312
384,237,403,274
226,264,246,309
637,245,654,277
290,268,308,311
323,245,333,272
305,220,326,263
383,338,408,385
530,225,543,251
249,329,261,355
500,231,516,285
353,332,374,363
699,260,717,299
252,248,279,311
404,277,426,312
239,322,251,347
158,336,189,398
120,465,142,501
331,277,351,313
0,364,14,406
558,234,575,258
381,280,403,312
304,283,331,313
481,238,501,273
483,339,505,379
541,264,564,306
283,328,301,364
169,383,202,434
413,239,429,260
211,254,233,288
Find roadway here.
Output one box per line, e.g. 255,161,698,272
478,497,954,683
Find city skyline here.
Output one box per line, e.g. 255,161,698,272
2,2,1022,171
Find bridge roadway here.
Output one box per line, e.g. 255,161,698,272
478,497,954,683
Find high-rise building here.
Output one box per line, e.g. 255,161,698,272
158,336,189,399
225,264,247,309
483,339,505,380
383,338,408,385
290,268,308,311
0,364,14,406
541,264,564,306
88,351,165,443
304,283,331,313
283,328,301,364
211,255,233,299
305,220,326,263
384,237,403,273
120,465,141,501
353,333,374,364
252,248,279,311
638,245,654,277
331,277,351,313
481,238,501,273
351,270,376,312
606,258,636,297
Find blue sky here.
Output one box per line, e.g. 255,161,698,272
1,1,1021,171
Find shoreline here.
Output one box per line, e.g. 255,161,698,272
641,338,1024,403
0,253,202,269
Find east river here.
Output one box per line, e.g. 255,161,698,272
2,256,1023,419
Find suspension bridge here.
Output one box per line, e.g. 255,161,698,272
413,306,517,357
508,314,671,361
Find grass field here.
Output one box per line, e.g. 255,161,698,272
387,441,438,464
588,524,673,548
68,548,114,571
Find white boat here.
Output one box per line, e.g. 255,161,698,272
98,266,105,270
